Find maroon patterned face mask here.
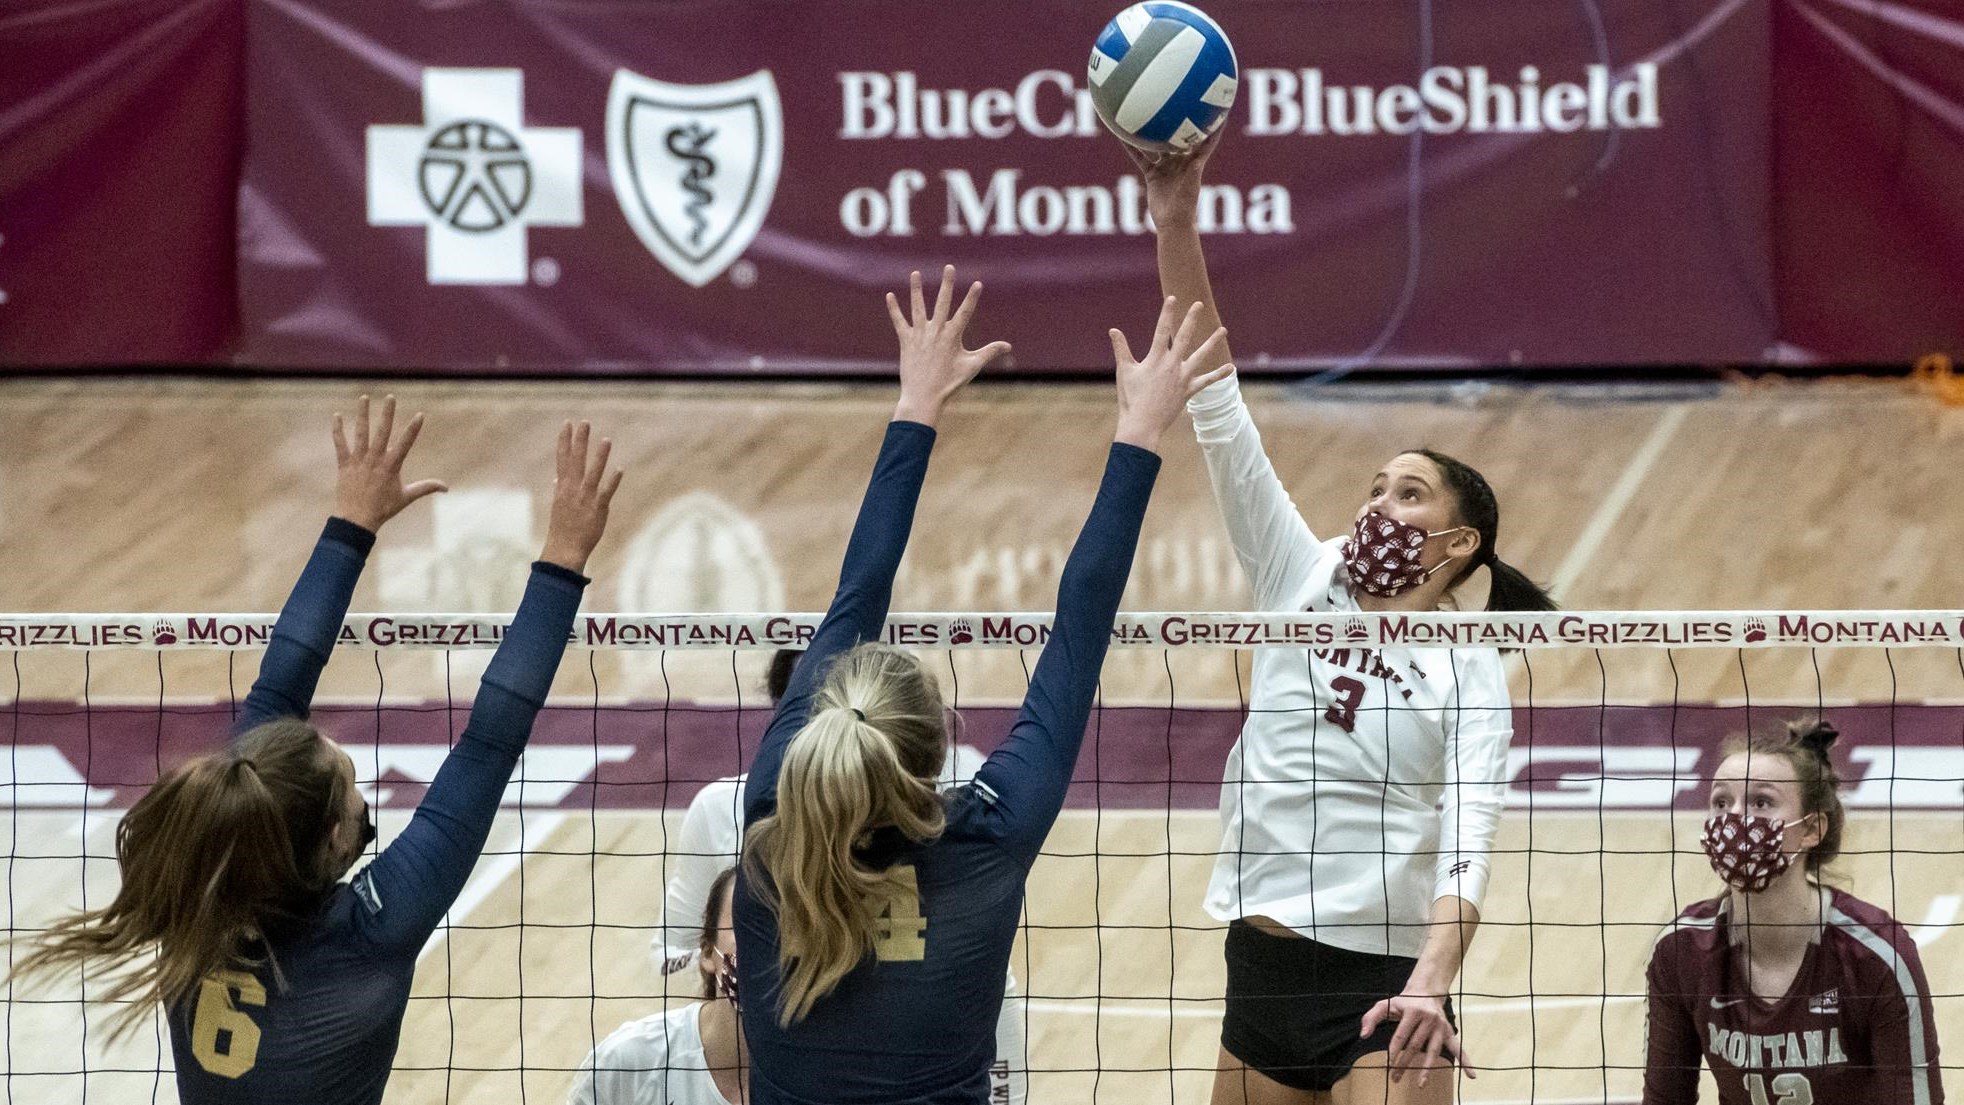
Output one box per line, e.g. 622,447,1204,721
1701,812,1799,893
716,951,740,1010
1341,511,1467,598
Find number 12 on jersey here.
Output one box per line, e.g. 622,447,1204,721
1744,1073,1813,1105
873,865,928,961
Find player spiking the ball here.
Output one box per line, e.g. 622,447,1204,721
731,267,1230,1104
9,397,622,1105
1128,132,1559,1105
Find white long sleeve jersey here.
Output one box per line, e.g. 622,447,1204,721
1191,376,1514,958
569,1002,730,1105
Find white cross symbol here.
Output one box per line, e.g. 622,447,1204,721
367,68,582,285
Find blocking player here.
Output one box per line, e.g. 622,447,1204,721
1130,135,1557,1104
733,269,1229,1103
653,652,1022,1103
9,399,620,1105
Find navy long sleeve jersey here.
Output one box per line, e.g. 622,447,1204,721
735,422,1161,1105
168,518,587,1105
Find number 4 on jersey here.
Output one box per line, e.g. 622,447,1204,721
873,865,928,961
191,970,266,1078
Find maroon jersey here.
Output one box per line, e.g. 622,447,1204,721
1645,888,1944,1105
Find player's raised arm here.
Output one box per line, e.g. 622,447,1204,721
975,298,1228,856
352,420,620,951
742,265,1008,826
237,395,447,734
1127,138,1321,609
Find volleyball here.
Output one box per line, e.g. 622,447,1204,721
1087,2,1238,153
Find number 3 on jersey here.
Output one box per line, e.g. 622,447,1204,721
873,864,928,961
191,970,266,1078
1325,675,1366,733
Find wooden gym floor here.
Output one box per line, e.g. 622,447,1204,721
2,376,1961,1103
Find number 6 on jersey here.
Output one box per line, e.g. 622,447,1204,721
190,970,266,1078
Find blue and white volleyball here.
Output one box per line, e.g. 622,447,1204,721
1087,2,1238,153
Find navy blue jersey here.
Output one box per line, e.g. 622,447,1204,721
167,518,587,1105
735,422,1160,1105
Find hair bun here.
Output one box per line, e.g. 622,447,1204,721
1789,719,1840,758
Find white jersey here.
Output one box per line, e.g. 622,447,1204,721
1189,376,1514,958
568,1002,732,1105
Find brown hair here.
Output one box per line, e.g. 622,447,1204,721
7,718,350,1038
1405,448,1558,612
765,648,802,705
1719,718,1846,874
697,866,740,1000
743,643,947,1026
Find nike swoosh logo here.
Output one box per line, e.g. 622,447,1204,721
1711,997,1746,1009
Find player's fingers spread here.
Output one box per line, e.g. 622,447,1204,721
952,280,984,330
1185,326,1228,372
932,264,956,321
391,412,425,462
570,421,591,475
1170,300,1203,358
1150,296,1178,352
376,394,397,450
556,419,574,478
354,394,372,454
599,468,624,509
1107,328,1135,369
971,340,1012,369
886,292,908,335
332,414,350,465
404,479,448,503
908,269,926,324
585,438,613,493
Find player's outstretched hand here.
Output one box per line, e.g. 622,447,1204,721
1123,129,1221,230
887,264,1012,428
1360,989,1476,1089
540,421,623,575
1110,297,1232,454
333,394,447,532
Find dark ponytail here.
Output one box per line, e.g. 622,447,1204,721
765,648,802,706
1408,448,1558,612
6,718,346,1040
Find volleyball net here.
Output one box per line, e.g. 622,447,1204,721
3,610,1961,1104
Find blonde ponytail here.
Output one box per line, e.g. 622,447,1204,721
744,644,947,1026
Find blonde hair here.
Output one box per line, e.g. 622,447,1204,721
743,644,946,1026
7,719,348,1040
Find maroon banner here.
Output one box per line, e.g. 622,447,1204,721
6,0,1960,371
9,700,1960,811
1771,0,1964,362
0,0,243,366
234,0,1775,373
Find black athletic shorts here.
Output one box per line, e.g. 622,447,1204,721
1220,920,1458,1092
